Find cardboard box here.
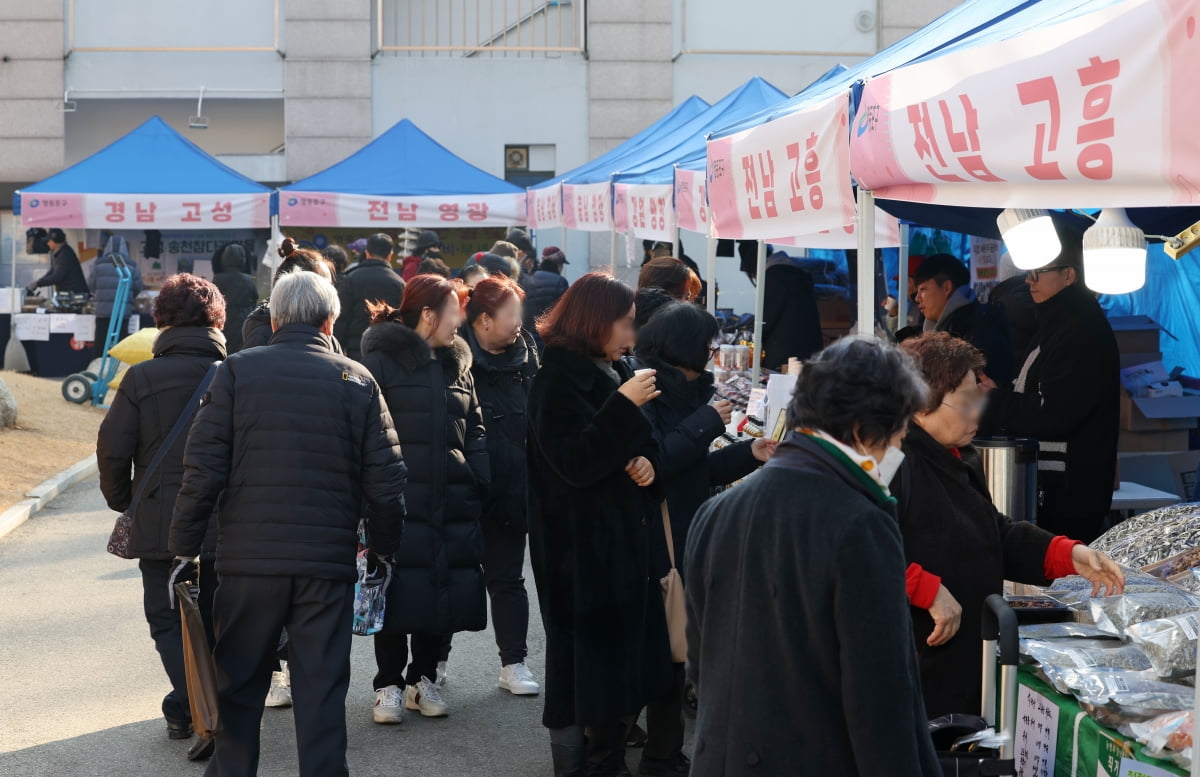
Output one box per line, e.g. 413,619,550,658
1120,351,1164,369
1118,429,1191,453
1109,315,1162,354
1117,451,1200,500
1120,391,1200,432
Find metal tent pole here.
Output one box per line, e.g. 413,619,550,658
855,190,876,337
751,240,767,384
706,235,716,315
897,222,911,336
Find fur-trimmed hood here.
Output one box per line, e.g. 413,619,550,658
361,320,472,377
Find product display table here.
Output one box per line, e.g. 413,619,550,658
1017,669,1185,777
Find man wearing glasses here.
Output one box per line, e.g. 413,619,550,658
981,231,1120,543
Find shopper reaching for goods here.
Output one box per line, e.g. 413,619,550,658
894,332,1124,720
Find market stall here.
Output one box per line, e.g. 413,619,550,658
9,116,274,377
278,119,525,263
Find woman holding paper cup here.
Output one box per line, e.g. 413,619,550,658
527,272,672,777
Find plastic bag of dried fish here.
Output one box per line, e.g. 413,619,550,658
1091,592,1200,636
1018,622,1120,641
1020,639,1152,693
1092,503,1200,567
1063,667,1194,711
1048,584,1181,608
1126,611,1200,679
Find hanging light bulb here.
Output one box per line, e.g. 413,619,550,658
996,208,1062,270
1082,208,1147,295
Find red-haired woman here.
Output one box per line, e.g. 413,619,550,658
461,275,541,696
361,274,490,723
528,272,673,776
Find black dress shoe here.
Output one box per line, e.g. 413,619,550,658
166,720,194,740
638,752,691,777
187,736,215,761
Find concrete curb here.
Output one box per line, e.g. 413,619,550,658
0,454,98,540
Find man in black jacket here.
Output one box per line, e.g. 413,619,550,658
982,235,1120,543
333,233,406,361
27,227,89,294
912,254,1014,388
170,270,407,777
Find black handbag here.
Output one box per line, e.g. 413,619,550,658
107,363,218,558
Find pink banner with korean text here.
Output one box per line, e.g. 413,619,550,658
706,92,856,240
21,192,271,230
849,0,1200,208
280,191,526,228
612,183,675,242
527,183,564,229
561,182,612,231
674,168,710,234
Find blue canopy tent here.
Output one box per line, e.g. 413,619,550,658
531,95,710,194
14,116,275,228
527,94,710,231
279,118,526,228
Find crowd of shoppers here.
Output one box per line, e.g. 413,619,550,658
90,220,1131,777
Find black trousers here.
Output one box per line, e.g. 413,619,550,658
93,316,111,358
204,574,354,777
373,632,445,689
483,519,531,666
138,558,216,726
643,663,686,761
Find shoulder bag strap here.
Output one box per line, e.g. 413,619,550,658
127,362,219,509
661,501,677,572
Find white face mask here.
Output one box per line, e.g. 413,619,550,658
875,445,906,486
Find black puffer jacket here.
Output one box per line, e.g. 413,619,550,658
213,270,259,354
936,299,1015,389
169,324,407,581
525,269,569,323
637,359,759,579
464,326,539,531
335,259,406,361
88,237,144,318
241,301,346,355
97,327,226,560
361,322,490,634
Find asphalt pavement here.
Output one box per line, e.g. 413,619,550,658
0,477,556,776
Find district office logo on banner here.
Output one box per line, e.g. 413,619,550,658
849,0,1200,208
705,92,856,240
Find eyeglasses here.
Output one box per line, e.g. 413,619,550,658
1025,266,1070,282
707,345,720,361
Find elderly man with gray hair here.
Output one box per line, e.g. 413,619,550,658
170,270,408,777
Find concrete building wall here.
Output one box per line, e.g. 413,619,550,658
283,0,373,180
0,0,65,186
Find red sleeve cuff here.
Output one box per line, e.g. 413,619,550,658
1044,536,1082,580
906,562,942,610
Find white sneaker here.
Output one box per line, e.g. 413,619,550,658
373,685,404,724
265,662,292,708
499,663,541,696
405,676,449,717
436,660,448,687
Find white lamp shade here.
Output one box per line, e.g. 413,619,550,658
997,209,1061,270
1083,208,1147,295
